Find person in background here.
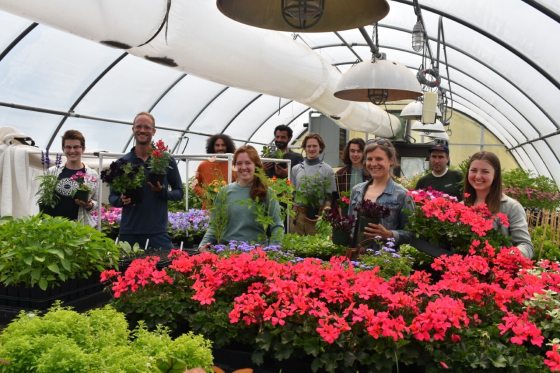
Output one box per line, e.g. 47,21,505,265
290,133,336,235
336,138,370,194
40,130,98,227
415,143,463,200
263,124,303,178
463,151,533,258
198,145,284,249
348,139,414,247
109,112,183,251
194,134,236,205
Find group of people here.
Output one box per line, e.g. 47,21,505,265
40,112,533,259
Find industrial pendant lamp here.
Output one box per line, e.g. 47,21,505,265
410,120,446,133
216,0,390,32
400,99,442,120
411,17,424,52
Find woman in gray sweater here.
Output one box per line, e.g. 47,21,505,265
464,151,533,258
199,145,283,249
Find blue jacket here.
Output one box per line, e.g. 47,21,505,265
348,178,414,246
109,148,183,235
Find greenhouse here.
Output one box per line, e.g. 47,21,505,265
1,1,560,372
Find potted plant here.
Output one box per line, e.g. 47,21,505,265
354,199,390,246
294,174,331,219
70,170,97,203
35,151,62,209
100,159,145,204
407,189,511,256
147,139,172,185
322,208,354,247
168,209,210,248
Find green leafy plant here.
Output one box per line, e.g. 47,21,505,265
36,152,62,209
530,225,560,262
0,303,214,372
294,174,331,210
281,233,345,260
209,188,229,244
0,215,120,290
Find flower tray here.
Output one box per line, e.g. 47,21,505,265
0,274,108,323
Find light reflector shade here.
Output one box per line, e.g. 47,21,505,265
410,120,446,133
400,100,442,119
216,0,390,32
334,60,423,104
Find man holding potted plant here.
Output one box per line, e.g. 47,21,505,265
108,112,183,251
39,130,98,227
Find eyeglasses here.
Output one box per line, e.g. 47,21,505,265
63,145,82,150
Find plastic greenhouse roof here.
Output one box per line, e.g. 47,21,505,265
0,1,559,184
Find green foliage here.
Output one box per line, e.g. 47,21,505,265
358,250,414,279
209,188,229,244
168,178,203,211
294,174,331,209
35,173,59,209
237,197,276,243
281,233,345,260
530,225,560,261
399,244,435,271
0,215,120,290
502,168,560,210
0,303,214,373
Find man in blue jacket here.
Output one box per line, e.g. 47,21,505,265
109,112,183,250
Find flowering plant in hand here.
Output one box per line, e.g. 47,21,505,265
356,199,390,220
407,189,511,253
36,151,62,208
148,139,172,175
323,206,354,231
100,159,145,194
70,170,97,195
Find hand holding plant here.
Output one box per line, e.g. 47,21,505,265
100,159,145,194
148,139,172,175
36,151,62,209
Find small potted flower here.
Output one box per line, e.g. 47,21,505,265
354,200,390,246
147,139,171,185
36,151,62,209
323,207,355,247
70,170,97,203
100,159,145,204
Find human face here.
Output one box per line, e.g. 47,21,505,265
234,152,255,185
429,151,449,175
348,143,363,167
365,147,392,180
468,159,495,195
304,138,321,160
214,138,227,153
63,139,84,163
274,130,290,150
133,115,155,145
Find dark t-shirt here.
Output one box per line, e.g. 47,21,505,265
415,169,464,200
265,150,304,178
41,167,85,220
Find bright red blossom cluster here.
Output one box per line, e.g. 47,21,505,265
102,245,560,370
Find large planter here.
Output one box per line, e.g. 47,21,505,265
0,274,108,322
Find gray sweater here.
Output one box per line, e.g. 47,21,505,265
498,195,533,258
199,183,284,247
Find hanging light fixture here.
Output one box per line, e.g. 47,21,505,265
216,0,390,32
410,120,446,133
411,17,424,52
334,26,422,105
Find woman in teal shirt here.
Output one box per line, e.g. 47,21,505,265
199,145,284,249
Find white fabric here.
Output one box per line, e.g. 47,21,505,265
0,127,41,217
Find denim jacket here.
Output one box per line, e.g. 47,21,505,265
348,178,414,246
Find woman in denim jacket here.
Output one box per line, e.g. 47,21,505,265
348,139,414,247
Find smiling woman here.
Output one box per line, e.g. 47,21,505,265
39,129,98,226
198,145,284,249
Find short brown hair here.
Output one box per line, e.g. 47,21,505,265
302,133,325,152
342,138,365,166
363,138,399,175
61,130,85,149
133,112,155,128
